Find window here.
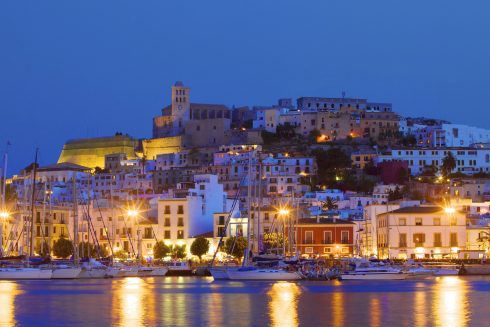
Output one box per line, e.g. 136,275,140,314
323,231,332,244
164,218,171,227
305,231,313,244
177,230,184,239
341,231,349,244
164,231,171,239
53,226,57,234
305,247,313,254
450,217,457,226
264,213,270,221
399,218,406,226
415,218,423,226
323,247,331,253
399,233,407,247
178,217,184,227
218,227,226,237
164,206,171,214
433,218,441,226
450,233,458,247
413,233,425,247
218,215,225,225
177,205,184,214
341,247,349,254
434,233,442,247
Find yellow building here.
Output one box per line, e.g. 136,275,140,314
58,135,138,169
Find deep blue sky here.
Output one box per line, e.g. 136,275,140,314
1,0,489,174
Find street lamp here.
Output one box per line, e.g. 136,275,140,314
278,208,290,256
0,211,10,257
127,209,141,260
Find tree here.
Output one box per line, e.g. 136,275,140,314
224,236,248,259
53,237,73,259
190,237,210,261
153,241,171,259
172,244,187,259
113,250,130,260
322,197,338,211
37,241,51,257
441,152,456,176
78,242,108,258
388,186,403,201
262,232,287,252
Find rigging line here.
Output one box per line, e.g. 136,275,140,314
93,194,114,256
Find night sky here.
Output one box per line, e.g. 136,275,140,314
1,0,489,174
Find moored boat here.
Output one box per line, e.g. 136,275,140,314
341,266,407,280
0,267,53,280
226,267,303,281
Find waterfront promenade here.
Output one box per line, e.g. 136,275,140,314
0,276,486,326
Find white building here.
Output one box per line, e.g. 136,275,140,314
377,206,466,259
378,148,490,176
414,124,490,148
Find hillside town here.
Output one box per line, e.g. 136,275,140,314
2,81,490,265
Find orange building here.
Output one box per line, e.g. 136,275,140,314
292,218,355,258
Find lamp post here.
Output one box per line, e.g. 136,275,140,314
127,209,141,260
278,208,290,256
0,211,9,257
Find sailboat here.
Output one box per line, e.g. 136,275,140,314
217,151,303,281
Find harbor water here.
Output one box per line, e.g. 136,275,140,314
1,276,489,326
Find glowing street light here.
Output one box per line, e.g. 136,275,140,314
0,211,9,220
444,207,456,214
278,208,290,216
127,209,139,218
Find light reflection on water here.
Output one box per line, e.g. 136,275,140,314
0,276,483,326
268,282,300,327
433,276,469,327
0,281,22,326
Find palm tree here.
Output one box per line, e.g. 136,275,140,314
321,197,338,211
441,152,456,176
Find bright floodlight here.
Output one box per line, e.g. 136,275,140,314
0,211,9,219
127,209,139,217
278,208,290,216
445,207,456,214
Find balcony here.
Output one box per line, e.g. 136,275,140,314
323,239,333,244
341,239,350,244
304,239,314,245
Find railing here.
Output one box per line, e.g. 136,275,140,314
304,239,314,245
323,239,333,244
341,239,349,244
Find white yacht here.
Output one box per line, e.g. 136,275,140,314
0,267,53,280
78,259,110,279
341,266,408,280
51,265,82,279
226,267,303,281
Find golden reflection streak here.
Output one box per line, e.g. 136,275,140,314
268,282,300,327
114,277,149,327
433,277,469,327
414,283,427,327
370,297,381,327
0,282,22,326
332,291,344,327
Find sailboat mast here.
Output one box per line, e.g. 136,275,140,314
72,174,79,265
243,151,253,266
29,148,38,257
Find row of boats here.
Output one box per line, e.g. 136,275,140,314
209,260,461,281
0,259,199,280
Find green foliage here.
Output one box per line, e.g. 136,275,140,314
322,197,338,210
190,237,210,260
224,236,248,259
113,250,130,260
388,186,403,201
261,130,278,144
441,152,456,176
172,244,187,259
37,241,51,257
262,233,287,251
276,124,297,139
153,241,171,259
53,237,73,259
308,129,322,143
78,242,108,258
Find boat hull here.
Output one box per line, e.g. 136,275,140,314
78,269,108,279
0,268,52,280
52,267,82,279
226,269,302,281
341,273,407,280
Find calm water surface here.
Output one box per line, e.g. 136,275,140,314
0,276,489,326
